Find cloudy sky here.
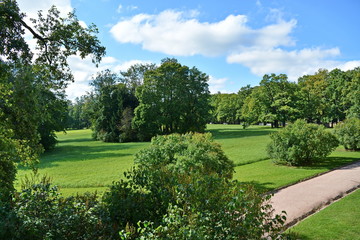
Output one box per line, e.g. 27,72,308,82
17,0,360,100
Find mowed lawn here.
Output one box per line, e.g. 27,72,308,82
16,124,360,196
288,189,360,240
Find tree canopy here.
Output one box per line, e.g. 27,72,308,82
133,58,212,141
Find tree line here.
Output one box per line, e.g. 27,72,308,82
69,66,360,141
211,69,359,128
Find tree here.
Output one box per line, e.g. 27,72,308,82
344,68,360,118
90,70,138,142
0,0,105,205
325,68,351,125
133,58,211,141
120,63,157,93
258,74,298,127
296,69,329,123
241,86,264,126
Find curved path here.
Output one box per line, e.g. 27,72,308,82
271,160,360,227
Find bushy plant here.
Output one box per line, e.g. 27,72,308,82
121,178,285,240
335,118,360,150
105,133,286,239
1,175,112,240
267,119,339,165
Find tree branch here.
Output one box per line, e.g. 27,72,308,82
18,19,52,65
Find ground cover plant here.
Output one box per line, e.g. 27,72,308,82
287,189,360,240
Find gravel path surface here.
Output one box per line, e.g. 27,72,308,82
271,160,360,227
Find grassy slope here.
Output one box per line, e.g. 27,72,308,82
288,189,360,240
16,125,359,195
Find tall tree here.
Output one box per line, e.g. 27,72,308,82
0,0,105,203
133,58,211,141
120,63,157,93
345,67,360,118
258,74,298,127
90,70,137,142
296,69,329,123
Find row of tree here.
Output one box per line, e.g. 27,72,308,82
211,68,360,127
67,58,212,142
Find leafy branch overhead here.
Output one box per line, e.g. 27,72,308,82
1,0,106,84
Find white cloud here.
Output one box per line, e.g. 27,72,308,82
337,61,360,71
66,56,153,101
227,47,360,80
110,10,296,56
17,0,72,19
208,76,229,93
113,59,153,72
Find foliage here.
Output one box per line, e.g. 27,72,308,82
267,119,339,165
104,132,286,239
296,69,329,123
122,179,285,240
120,63,157,93
67,96,92,129
103,133,234,229
90,70,138,142
334,118,360,150
133,58,211,141
0,175,112,240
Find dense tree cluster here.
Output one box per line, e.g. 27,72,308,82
70,58,212,142
211,69,360,127
0,0,105,219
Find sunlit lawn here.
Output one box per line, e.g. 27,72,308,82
15,125,359,196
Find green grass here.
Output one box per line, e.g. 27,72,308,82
287,189,360,240
15,125,359,196
16,129,149,195
207,124,277,165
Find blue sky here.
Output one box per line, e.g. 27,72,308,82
17,0,360,100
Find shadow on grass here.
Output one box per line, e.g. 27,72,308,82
59,138,93,143
235,157,270,167
283,231,311,240
19,143,137,170
298,157,360,171
207,126,275,140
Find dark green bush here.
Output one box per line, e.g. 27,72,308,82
105,133,285,239
267,119,339,165
121,177,285,240
1,176,112,240
335,118,360,150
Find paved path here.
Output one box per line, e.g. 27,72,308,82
271,160,360,227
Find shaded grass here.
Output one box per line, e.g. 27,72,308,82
16,129,149,193
287,189,360,240
15,125,360,196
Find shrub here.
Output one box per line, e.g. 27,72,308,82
267,119,339,165
121,178,286,240
105,133,286,239
335,118,360,150
1,176,113,240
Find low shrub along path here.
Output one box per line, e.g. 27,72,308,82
271,160,360,227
